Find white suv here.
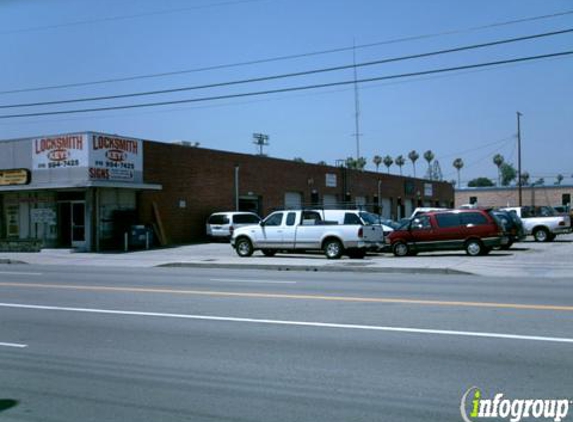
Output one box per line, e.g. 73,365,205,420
206,212,261,240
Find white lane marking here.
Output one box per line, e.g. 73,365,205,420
210,278,296,284
0,271,43,276
0,302,572,344
0,342,27,348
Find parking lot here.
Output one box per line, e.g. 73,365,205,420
1,233,572,278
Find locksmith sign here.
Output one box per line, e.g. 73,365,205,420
88,134,142,182
33,134,88,170
32,132,143,182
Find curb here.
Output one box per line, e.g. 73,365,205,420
157,262,473,276
0,259,28,265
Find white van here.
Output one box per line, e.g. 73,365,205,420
206,212,261,240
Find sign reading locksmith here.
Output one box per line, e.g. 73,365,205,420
33,134,88,170
88,134,142,181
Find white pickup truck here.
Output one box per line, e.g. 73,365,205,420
230,209,384,259
502,206,571,242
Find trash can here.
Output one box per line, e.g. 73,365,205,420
129,225,153,249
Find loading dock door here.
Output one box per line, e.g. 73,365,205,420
284,192,302,209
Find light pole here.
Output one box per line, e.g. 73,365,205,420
517,112,523,206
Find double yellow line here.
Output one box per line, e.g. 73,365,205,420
0,281,571,312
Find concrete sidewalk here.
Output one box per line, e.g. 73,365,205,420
1,234,573,277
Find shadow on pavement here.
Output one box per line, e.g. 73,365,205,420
0,400,18,413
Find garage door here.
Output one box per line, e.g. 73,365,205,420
381,198,392,219
323,194,337,209
284,192,303,209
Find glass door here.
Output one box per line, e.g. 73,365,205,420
71,201,86,249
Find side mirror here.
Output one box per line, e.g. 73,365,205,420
259,220,265,227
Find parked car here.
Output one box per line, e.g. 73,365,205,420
231,209,383,259
363,214,401,236
386,209,503,257
501,206,571,242
410,207,449,218
490,209,526,249
206,211,261,240
311,209,386,242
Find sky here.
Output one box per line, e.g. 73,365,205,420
0,0,571,186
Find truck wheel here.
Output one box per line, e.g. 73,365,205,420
347,249,366,259
235,237,254,257
261,249,277,257
465,239,483,256
533,227,550,242
324,239,343,259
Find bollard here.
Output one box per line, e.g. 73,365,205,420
145,231,150,250
124,232,128,252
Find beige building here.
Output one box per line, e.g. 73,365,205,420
455,185,572,208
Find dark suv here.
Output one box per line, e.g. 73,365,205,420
386,209,503,257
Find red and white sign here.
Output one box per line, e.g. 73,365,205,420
32,134,88,170
88,134,142,181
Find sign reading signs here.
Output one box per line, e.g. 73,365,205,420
0,169,31,186
424,182,433,197
33,134,88,170
88,134,142,182
325,173,337,188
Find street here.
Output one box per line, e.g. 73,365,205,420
0,265,572,421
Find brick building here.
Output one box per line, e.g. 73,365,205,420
455,185,573,208
0,131,454,251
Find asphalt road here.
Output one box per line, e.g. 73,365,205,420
0,265,571,422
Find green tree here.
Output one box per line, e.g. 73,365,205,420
372,155,382,172
500,162,517,186
408,150,419,177
346,156,367,171
395,155,406,175
467,177,495,187
317,160,327,166
423,150,435,180
493,154,505,186
293,157,305,163
382,155,393,174
555,174,564,185
520,171,530,186
452,158,464,188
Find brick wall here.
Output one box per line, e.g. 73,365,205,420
140,141,455,244
455,186,573,208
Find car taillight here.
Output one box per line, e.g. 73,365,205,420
358,227,363,238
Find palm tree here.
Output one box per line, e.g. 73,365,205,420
423,150,435,180
452,158,464,188
408,150,419,177
382,155,393,174
395,155,406,176
520,171,530,186
493,154,504,186
372,155,382,173
555,174,564,185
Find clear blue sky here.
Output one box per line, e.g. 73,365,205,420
1,0,571,186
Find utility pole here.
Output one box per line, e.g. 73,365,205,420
352,41,362,161
516,112,523,206
252,133,269,156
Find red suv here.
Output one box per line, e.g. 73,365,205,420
386,209,503,257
